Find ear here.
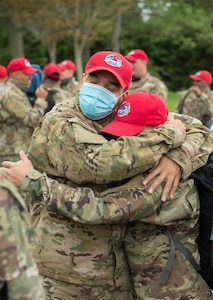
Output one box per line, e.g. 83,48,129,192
10,71,18,79
79,73,86,88
123,90,129,98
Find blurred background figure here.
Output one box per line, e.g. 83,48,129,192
26,64,42,106
40,62,72,114
0,57,48,164
125,49,168,104
58,59,79,97
175,70,213,125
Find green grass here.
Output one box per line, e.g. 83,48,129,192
167,91,180,112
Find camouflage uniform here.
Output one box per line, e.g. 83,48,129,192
60,77,79,97
27,97,213,299
25,98,187,299
0,169,45,300
42,84,73,105
0,79,47,164
129,72,168,104
0,83,6,94
24,105,213,299
20,173,213,300
175,87,213,124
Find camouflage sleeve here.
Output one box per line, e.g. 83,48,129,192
28,114,185,184
0,171,45,300
0,92,47,129
20,169,162,224
166,112,213,179
149,83,168,104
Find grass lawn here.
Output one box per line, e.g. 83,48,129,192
167,91,181,112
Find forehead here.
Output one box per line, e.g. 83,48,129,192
87,70,121,87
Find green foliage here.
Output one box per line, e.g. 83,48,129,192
0,0,212,91
167,91,180,112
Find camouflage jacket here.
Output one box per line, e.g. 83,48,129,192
0,83,6,94
0,169,45,300
28,98,213,183
25,97,213,287
60,77,79,97
0,80,47,164
129,72,168,103
175,86,213,124
21,168,199,227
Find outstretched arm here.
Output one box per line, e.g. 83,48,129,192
2,151,163,224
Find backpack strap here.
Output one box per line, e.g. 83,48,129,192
159,226,200,285
159,228,176,285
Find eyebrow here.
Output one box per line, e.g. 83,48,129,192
89,72,120,88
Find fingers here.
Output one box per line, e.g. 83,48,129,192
161,178,174,202
19,150,27,161
142,156,181,202
2,150,26,168
1,166,10,174
169,176,180,199
142,167,158,186
2,160,13,168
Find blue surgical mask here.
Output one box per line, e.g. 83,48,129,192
79,82,121,120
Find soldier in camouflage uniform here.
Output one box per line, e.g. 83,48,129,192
3,92,213,299
59,60,79,97
125,49,168,104
41,63,73,113
175,70,213,124
0,168,45,300
0,57,48,165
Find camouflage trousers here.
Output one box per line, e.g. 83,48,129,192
125,221,213,300
40,275,134,300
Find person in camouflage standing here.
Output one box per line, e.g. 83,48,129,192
42,63,72,104
0,57,48,165
35,62,73,115
175,70,213,124
2,92,213,299
125,49,168,104
0,168,45,300
58,59,79,97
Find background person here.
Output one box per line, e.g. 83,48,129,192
26,63,42,107
0,57,48,164
175,70,213,125
125,49,168,104
58,59,79,97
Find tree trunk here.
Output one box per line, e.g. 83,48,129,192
111,12,122,52
8,17,24,58
48,41,57,63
